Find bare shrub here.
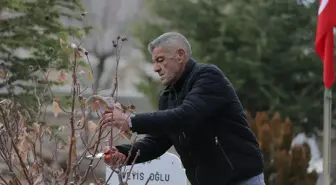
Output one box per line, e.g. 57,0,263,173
0,13,141,185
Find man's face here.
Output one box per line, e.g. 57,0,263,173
151,46,185,86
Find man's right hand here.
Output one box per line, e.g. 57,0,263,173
104,146,126,169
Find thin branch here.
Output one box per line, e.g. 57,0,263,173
64,49,79,185
0,107,32,185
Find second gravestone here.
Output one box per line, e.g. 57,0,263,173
105,152,187,185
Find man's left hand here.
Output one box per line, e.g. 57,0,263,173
101,105,131,133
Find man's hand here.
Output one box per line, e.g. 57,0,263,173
101,103,131,133
104,146,126,169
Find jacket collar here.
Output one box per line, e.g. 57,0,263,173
165,58,196,91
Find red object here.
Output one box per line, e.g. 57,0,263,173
315,0,336,88
104,150,114,160
105,153,111,160
104,150,124,161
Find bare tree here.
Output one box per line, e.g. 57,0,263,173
83,0,129,92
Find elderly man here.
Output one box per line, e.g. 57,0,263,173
102,32,265,185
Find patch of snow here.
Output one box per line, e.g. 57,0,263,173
291,132,323,173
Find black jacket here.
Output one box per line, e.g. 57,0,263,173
116,59,264,185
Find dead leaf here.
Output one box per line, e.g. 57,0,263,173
32,161,39,169
77,116,85,128
53,100,60,117
57,142,66,151
32,122,40,134
74,47,87,60
18,115,26,128
75,50,83,59
59,38,66,48
128,104,136,111
33,174,45,185
56,70,67,83
9,179,20,185
16,135,30,164
45,127,52,136
53,168,64,178
0,70,7,79
58,125,65,132
0,99,11,105
88,70,93,81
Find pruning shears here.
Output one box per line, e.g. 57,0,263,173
85,151,112,160
85,150,126,161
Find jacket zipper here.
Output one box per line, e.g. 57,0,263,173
172,87,192,158
172,88,184,145
215,136,234,170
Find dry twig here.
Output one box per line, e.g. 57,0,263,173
0,10,141,185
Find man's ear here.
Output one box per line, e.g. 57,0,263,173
177,48,186,62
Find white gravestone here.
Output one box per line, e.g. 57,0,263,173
105,152,187,185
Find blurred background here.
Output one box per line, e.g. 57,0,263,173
1,0,336,184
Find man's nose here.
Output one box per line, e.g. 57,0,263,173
153,63,160,73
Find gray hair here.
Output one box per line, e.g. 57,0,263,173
147,32,192,58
